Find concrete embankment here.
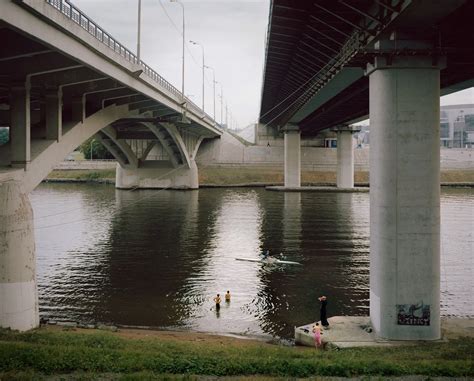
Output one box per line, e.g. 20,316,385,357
45,164,473,187
45,132,474,186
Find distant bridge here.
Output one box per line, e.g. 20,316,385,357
0,0,222,193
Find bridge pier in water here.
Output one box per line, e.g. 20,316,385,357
115,160,199,190
333,125,360,189
283,124,301,188
0,181,38,331
367,53,443,340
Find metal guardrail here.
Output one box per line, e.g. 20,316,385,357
45,0,217,126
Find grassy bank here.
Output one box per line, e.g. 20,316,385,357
0,327,472,380
46,169,116,181
46,167,474,186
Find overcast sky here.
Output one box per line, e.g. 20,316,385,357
73,0,269,128
73,0,473,129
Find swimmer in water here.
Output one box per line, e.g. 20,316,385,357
213,293,221,310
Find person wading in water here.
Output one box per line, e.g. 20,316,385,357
318,295,329,328
214,293,221,311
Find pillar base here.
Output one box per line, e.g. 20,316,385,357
115,161,199,189
0,181,38,331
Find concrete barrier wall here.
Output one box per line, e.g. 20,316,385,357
197,131,369,171
53,132,473,172
196,131,473,171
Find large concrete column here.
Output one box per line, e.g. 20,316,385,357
71,96,84,123
367,54,443,340
45,88,62,141
10,80,31,169
283,124,300,188
0,181,38,331
333,125,360,188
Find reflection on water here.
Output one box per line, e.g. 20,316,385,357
31,184,473,339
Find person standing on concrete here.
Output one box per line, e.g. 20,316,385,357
318,295,329,327
312,322,323,348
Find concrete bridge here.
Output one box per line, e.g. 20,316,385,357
259,1,474,341
0,0,222,331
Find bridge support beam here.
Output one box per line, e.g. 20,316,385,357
10,80,31,168
332,125,360,188
0,181,38,331
367,55,443,340
45,88,62,141
283,124,300,188
115,160,199,190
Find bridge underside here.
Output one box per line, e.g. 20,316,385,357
0,8,219,191
260,0,474,135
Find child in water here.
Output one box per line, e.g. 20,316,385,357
213,294,221,310
312,322,323,348
225,290,231,302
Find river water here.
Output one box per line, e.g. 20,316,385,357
31,184,473,339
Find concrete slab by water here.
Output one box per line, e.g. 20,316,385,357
296,316,379,349
295,316,449,349
266,186,369,193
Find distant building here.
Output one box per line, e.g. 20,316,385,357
350,104,474,148
440,104,474,148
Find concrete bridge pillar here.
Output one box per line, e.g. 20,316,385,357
283,124,301,188
10,80,31,169
115,160,199,190
45,87,62,141
367,54,443,340
332,125,360,188
0,181,38,331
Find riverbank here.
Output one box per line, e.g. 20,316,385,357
0,321,472,380
45,166,474,187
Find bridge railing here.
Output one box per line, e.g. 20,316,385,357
45,0,217,127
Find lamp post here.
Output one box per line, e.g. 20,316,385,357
169,0,185,98
225,103,228,128
204,65,215,120
190,40,204,112
137,0,141,61
216,81,223,125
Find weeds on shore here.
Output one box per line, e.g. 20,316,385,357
0,328,472,379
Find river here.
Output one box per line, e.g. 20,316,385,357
31,184,473,339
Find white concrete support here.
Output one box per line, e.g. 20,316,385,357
283,125,301,188
115,160,199,189
367,55,443,340
10,80,31,168
333,126,359,188
45,88,62,141
0,181,38,331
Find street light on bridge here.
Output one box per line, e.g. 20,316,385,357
137,0,142,61
169,0,185,99
189,40,205,113
204,65,216,120
216,81,223,125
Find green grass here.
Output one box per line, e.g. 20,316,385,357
47,169,116,181
0,328,472,380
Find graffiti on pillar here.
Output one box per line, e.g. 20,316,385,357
396,303,430,326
